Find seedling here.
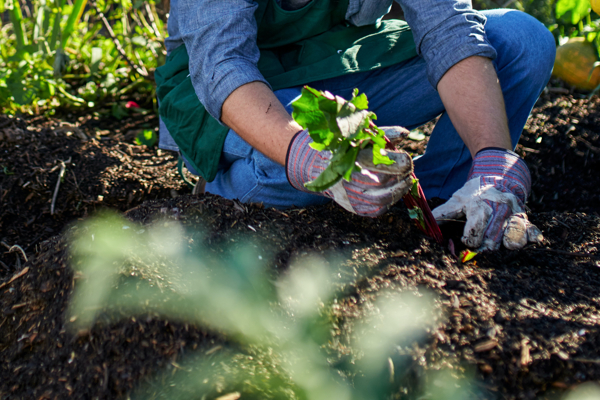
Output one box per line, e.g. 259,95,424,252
135,129,158,147
460,249,478,263
292,86,443,243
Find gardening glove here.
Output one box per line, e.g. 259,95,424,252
432,148,544,251
380,126,410,147
286,130,413,217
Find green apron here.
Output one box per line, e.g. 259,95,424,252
155,0,417,182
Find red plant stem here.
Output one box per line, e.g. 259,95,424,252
405,173,444,243
377,126,443,243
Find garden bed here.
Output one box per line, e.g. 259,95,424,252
0,89,599,399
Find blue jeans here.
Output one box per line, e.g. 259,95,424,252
186,9,555,209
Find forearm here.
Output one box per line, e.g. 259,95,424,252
221,81,304,165
437,56,512,157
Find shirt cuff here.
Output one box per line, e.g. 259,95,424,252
420,13,498,88
198,59,271,123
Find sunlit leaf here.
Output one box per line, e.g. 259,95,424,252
134,129,157,147
291,86,394,192
460,249,478,263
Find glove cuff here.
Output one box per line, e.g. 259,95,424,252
468,148,531,201
285,129,318,193
475,147,519,158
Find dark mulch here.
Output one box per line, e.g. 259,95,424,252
0,89,599,400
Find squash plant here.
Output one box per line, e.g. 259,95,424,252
292,86,443,243
553,0,600,93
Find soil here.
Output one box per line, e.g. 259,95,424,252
0,88,599,400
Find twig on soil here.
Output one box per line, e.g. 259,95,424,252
51,158,71,215
7,244,28,263
0,260,9,270
521,339,532,366
574,292,598,302
474,339,498,352
0,267,30,290
572,358,600,364
527,248,600,259
546,87,570,94
70,169,81,192
93,4,149,78
574,136,600,154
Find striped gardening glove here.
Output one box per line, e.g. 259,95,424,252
432,148,544,251
286,130,414,217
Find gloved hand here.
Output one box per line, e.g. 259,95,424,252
286,129,413,217
379,126,410,147
432,148,544,251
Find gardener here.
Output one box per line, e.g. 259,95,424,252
155,0,555,251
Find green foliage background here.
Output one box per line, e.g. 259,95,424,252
0,0,166,115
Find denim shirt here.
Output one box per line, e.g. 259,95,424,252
165,0,496,122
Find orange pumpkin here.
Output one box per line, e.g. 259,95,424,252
592,0,600,15
553,37,600,91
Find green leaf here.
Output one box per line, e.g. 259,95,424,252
2,165,15,175
331,144,359,182
460,249,478,263
407,207,426,230
336,109,370,138
111,102,129,120
304,164,343,192
61,0,89,49
309,142,327,152
90,47,102,75
556,0,591,25
7,77,35,105
410,178,420,198
135,129,158,147
291,86,402,192
350,90,369,110
371,144,394,166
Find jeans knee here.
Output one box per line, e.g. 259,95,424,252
518,12,556,79
485,9,556,83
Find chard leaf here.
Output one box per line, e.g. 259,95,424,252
292,86,396,192
372,144,395,166
350,89,369,110
304,163,343,192
336,109,370,139
408,207,426,230
292,87,331,144
332,145,360,181
309,142,327,152
410,178,420,198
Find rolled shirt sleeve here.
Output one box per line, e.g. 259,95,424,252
172,0,269,122
395,0,498,88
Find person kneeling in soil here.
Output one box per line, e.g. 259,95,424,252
155,0,555,251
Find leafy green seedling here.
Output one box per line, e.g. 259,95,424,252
460,249,478,263
135,129,158,147
2,165,15,175
291,86,392,192
292,86,443,243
